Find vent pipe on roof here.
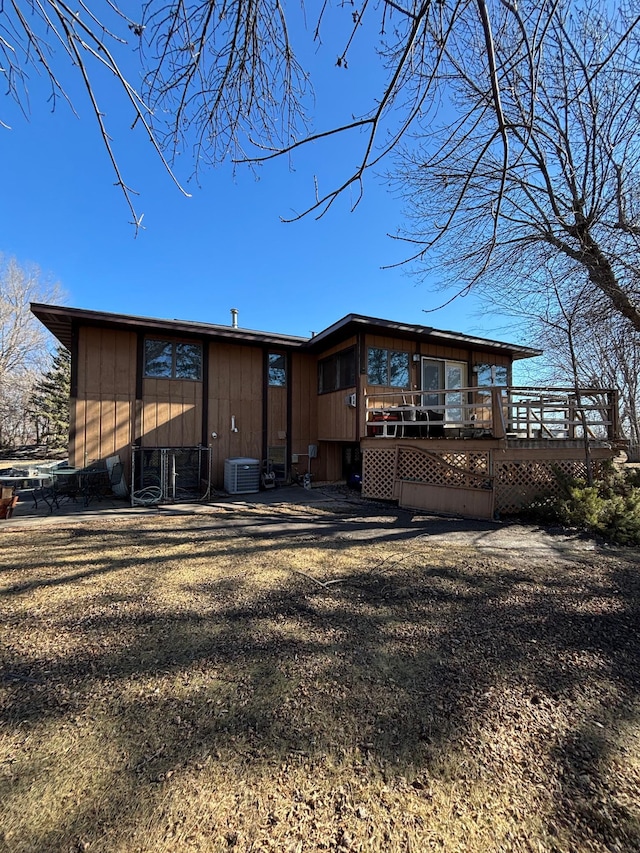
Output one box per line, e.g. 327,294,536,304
230,308,238,328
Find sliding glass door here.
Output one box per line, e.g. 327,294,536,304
421,359,467,424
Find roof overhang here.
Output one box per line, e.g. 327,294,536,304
303,313,541,360
31,304,542,361
30,303,309,351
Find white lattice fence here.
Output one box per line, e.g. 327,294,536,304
494,458,606,515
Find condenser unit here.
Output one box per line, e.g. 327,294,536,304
224,457,260,494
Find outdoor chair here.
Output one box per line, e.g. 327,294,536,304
0,487,19,520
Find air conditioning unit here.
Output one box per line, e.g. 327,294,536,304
224,457,260,494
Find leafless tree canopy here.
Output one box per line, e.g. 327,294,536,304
482,270,640,455
0,256,64,447
3,2,640,332
393,1,640,331
1,2,587,223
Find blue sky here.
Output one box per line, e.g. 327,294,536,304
1,6,524,346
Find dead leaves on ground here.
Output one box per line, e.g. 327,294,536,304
1,513,640,851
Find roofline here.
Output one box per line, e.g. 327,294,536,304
30,303,309,351
31,304,542,360
303,312,541,359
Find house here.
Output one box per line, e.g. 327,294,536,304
31,303,621,518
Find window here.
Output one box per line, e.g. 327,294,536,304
268,353,287,386
144,339,202,380
367,347,410,387
475,363,508,386
318,347,356,393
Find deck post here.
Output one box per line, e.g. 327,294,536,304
609,390,620,441
491,388,506,439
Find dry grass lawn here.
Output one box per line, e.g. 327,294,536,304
1,500,639,852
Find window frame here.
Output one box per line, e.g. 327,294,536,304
474,363,509,387
318,346,356,394
267,352,287,387
366,347,410,388
143,338,203,381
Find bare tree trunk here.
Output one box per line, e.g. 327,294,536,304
548,229,640,333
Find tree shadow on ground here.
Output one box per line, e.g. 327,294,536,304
1,512,639,851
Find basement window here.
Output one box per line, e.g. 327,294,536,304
144,339,202,380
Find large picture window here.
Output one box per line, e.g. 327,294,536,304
318,347,356,394
367,347,410,387
144,339,202,380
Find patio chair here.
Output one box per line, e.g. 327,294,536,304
0,487,19,519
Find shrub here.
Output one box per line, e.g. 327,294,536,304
528,468,640,546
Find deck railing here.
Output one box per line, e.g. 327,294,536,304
363,386,620,442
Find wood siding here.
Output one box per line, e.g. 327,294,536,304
289,352,323,477
69,322,517,490
317,336,358,443
71,327,137,468
140,378,202,447
207,343,264,485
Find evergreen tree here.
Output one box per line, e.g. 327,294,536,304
30,347,71,453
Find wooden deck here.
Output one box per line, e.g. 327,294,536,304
361,386,623,519
363,386,620,443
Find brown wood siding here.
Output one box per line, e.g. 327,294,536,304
72,398,136,468
316,336,358,443
140,378,202,448
69,324,517,488
71,327,137,468
317,392,357,441
290,353,317,447
317,336,358,360
287,352,324,479
267,387,287,445
320,441,344,482
208,343,264,486
77,326,138,397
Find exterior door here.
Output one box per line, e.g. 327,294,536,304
421,359,467,425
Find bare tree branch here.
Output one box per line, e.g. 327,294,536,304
393,0,640,332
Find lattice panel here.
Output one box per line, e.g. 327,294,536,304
362,448,396,500
438,451,490,475
397,447,492,490
364,443,611,515
494,458,606,515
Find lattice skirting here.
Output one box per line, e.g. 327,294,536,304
363,444,610,517
363,445,492,501
494,458,606,515
396,446,491,489
362,447,396,500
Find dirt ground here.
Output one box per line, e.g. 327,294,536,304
1,489,639,852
